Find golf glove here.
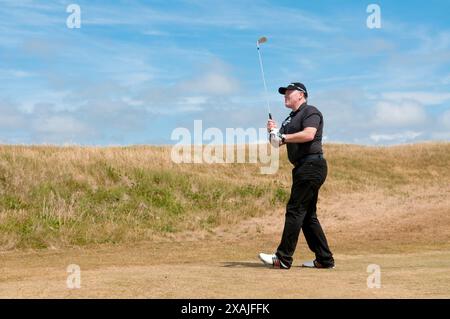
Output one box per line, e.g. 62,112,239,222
269,128,283,147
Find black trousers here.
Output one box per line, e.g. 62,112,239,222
276,159,334,268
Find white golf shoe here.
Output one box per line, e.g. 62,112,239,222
258,253,289,269
302,260,335,269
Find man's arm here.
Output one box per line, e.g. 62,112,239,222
283,127,317,143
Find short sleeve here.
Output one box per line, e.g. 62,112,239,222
303,113,321,129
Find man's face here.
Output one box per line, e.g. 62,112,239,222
284,89,304,109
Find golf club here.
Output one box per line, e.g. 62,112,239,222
256,36,272,120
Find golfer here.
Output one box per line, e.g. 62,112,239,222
259,82,335,269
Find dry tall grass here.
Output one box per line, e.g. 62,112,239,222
0,142,449,250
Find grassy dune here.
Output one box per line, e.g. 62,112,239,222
0,142,449,250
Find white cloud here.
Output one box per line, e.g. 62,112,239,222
442,75,450,85
142,30,169,36
382,92,450,106
33,116,89,135
180,60,240,96
0,101,27,130
121,97,144,107
441,109,450,129
316,74,381,84
0,115,24,129
430,131,450,140
79,1,338,33
175,96,208,112
192,72,239,95
117,73,153,87
181,96,208,105
374,100,426,126
0,69,34,78
17,91,75,114
370,131,423,143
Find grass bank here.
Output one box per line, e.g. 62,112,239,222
0,142,448,250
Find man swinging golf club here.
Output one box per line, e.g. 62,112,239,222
258,82,335,269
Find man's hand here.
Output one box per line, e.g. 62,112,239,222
267,119,277,132
269,128,283,147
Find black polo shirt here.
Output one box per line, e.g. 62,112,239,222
279,102,324,165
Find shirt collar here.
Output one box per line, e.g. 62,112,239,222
290,102,307,117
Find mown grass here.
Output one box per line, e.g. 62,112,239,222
0,142,449,250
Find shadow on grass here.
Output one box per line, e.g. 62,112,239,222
222,262,324,270
221,261,267,268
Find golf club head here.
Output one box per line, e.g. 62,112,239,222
257,36,267,48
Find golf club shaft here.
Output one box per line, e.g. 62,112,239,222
257,46,272,120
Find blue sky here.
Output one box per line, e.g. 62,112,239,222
0,0,449,145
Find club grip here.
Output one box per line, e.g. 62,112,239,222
269,113,272,120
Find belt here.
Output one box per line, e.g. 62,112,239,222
293,154,324,167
